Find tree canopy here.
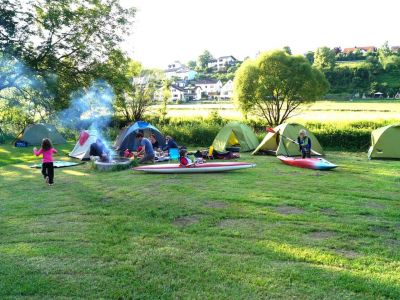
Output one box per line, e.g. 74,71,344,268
0,0,136,129
313,47,336,70
234,50,329,126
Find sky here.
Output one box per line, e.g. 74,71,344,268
121,0,400,69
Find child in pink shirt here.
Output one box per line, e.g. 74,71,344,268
34,138,57,185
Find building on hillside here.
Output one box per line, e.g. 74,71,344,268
165,61,197,80
342,46,377,54
159,84,202,102
220,79,234,99
208,56,239,71
391,46,400,53
194,79,223,99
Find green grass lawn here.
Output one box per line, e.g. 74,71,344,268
1,144,400,299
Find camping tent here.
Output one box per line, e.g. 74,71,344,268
368,124,400,159
212,122,259,152
69,130,99,160
114,121,164,153
252,123,324,156
18,123,66,146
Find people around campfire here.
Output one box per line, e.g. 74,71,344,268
162,135,179,152
135,132,155,164
90,138,110,162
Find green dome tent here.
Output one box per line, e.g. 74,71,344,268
252,123,324,156
368,124,400,159
18,123,66,146
212,122,259,152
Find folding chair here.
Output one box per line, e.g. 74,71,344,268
169,148,179,162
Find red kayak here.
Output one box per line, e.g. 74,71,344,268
277,156,337,170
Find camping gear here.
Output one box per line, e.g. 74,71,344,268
30,161,83,169
114,121,164,154
17,123,66,146
169,148,180,162
212,122,259,152
266,127,322,156
133,162,256,174
368,124,400,159
69,130,99,160
277,156,337,170
253,123,323,156
15,140,28,147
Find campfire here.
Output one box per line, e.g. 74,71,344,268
94,157,132,171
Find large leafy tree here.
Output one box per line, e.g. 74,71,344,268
313,47,336,70
0,0,135,118
234,50,329,126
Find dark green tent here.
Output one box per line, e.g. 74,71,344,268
18,123,66,146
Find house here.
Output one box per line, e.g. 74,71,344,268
164,61,197,80
343,46,377,54
207,56,238,71
391,46,400,53
220,80,234,99
194,79,223,98
161,84,202,102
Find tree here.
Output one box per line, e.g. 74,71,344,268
305,51,314,64
197,50,214,69
115,70,160,122
0,0,135,117
283,46,292,55
187,60,197,69
234,50,329,126
313,47,336,70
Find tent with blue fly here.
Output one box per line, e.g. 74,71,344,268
114,121,164,154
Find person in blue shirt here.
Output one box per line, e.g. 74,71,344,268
136,133,155,163
162,135,179,152
297,129,312,159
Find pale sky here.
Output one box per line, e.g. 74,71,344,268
121,0,400,69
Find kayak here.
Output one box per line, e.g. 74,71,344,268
277,156,337,170
133,162,256,174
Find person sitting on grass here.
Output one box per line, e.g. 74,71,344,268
33,138,57,186
162,135,179,152
297,129,312,159
90,138,109,161
179,148,193,167
149,134,160,151
136,132,155,164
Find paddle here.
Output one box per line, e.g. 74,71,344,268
266,127,323,156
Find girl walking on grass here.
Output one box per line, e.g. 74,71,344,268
34,138,57,186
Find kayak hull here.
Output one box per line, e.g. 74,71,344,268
277,156,337,170
133,162,256,174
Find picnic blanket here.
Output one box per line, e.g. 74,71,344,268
30,161,83,169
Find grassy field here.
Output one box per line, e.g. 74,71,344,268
160,100,400,121
1,143,400,298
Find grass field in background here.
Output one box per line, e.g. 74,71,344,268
159,100,400,121
1,143,400,298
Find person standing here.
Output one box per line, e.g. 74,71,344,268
136,133,155,163
297,129,312,159
33,138,57,186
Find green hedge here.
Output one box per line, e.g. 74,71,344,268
147,118,397,151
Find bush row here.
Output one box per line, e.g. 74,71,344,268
150,118,396,151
